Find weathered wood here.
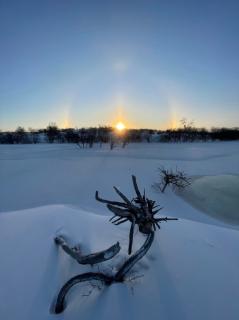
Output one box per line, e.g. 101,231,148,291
113,186,132,206
55,236,120,265
54,175,178,314
115,231,154,282
54,273,113,313
95,191,128,208
54,232,154,313
132,175,143,201
96,175,174,252
114,218,128,225
128,217,135,254
107,204,131,217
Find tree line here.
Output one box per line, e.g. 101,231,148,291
0,123,239,145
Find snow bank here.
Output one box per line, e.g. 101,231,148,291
0,205,239,320
177,175,239,224
1,142,239,319
1,142,239,218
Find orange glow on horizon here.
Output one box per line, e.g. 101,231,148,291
115,122,126,131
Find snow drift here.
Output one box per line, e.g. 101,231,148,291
0,205,239,320
1,142,239,320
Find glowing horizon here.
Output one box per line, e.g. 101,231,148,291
115,122,126,132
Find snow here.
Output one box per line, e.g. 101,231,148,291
0,142,239,319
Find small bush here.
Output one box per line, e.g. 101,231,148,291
154,167,191,193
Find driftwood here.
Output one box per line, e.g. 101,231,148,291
54,175,177,314
54,232,154,313
96,175,177,254
55,236,120,265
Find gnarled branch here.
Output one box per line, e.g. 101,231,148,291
54,232,154,313
54,175,178,314
95,191,128,208
132,175,143,201
54,273,113,314
115,231,154,281
55,236,120,265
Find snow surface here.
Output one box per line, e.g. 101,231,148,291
1,205,239,320
0,142,239,319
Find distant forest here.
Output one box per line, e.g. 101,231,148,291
1,123,239,146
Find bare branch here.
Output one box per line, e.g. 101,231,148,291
132,175,143,201
113,186,132,206
114,218,129,225
54,175,178,314
156,167,191,193
155,217,178,222
55,236,120,265
128,217,135,255
95,191,127,208
107,204,131,217
54,273,113,313
115,231,154,282
54,232,155,313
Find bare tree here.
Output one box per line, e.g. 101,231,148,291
180,118,194,130
154,167,191,193
54,176,177,313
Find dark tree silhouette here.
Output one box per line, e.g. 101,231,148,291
46,123,59,143
155,167,191,193
14,127,27,144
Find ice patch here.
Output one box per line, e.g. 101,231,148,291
177,175,239,224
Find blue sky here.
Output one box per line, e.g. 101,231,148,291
0,0,238,130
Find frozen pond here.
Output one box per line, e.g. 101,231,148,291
177,175,239,225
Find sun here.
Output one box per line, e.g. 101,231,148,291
115,122,126,132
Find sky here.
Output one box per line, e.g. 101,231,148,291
0,0,239,130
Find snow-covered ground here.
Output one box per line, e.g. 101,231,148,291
0,142,239,320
